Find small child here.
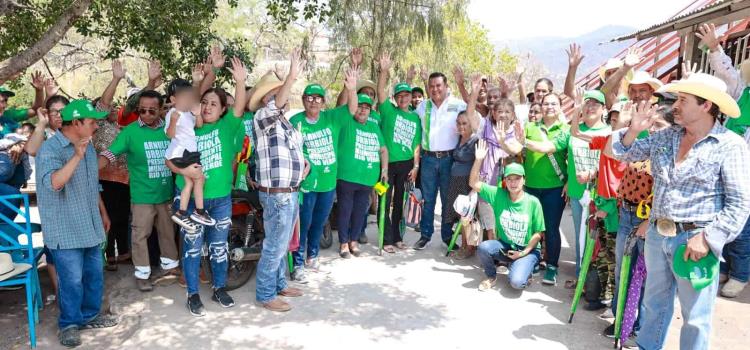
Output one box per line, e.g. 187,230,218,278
165,78,215,232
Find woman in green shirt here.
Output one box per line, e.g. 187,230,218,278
336,94,388,258
470,140,545,292
288,70,358,281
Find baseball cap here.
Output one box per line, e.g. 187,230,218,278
61,99,108,122
584,90,606,105
303,84,326,97
357,93,373,106
393,82,412,96
0,86,15,98
503,163,525,177
672,244,719,290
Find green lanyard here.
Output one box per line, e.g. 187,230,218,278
422,100,432,151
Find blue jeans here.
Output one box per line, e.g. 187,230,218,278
176,194,231,295
477,240,540,289
637,225,719,350
570,191,591,275
419,153,453,243
256,191,298,303
50,245,103,330
526,187,565,267
293,190,335,267
336,180,371,244
0,153,15,183
720,217,750,282
611,206,646,329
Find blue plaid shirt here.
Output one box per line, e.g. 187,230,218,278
36,132,105,249
612,121,750,257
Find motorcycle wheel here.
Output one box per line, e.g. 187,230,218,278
320,220,333,249
224,259,257,291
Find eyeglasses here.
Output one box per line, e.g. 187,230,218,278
138,108,159,115
48,109,62,116
304,95,324,103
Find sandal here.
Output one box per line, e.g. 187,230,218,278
478,277,497,291
383,245,396,254
564,279,578,289
80,314,118,329
59,326,81,348
395,242,407,250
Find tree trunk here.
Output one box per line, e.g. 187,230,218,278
0,0,93,82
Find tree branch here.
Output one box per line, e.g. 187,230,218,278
0,0,93,81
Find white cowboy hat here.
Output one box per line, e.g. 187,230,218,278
356,79,377,94
599,58,624,82
657,73,741,118
629,71,663,92
247,72,284,112
0,252,31,282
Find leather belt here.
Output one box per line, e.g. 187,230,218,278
620,199,639,212
422,150,452,158
257,186,298,194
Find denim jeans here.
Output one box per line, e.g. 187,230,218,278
720,217,750,283
637,225,719,350
611,206,646,328
419,153,453,243
175,194,232,295
570,191,591,275
50,245,103,330
526,186,565,267
0,153,15,183
336,180,371,244
477,239,540,290
293,190,335,267
256,191,298,303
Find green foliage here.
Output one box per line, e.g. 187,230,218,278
265,0,334,30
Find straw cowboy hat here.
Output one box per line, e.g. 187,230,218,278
599,58,624,82
0,252,31,282
657,73,741,118
247,72,284,112
356,79,377,94
629,71,664,92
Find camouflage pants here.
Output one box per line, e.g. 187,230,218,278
596,231,617,301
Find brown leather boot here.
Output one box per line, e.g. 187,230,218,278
261,298,292,312
279,287,304,297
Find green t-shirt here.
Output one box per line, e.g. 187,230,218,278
479,184,546,249
290,106,351,192
368,110,381,126
108,122,174,204
378,102,421,163
176,109,244,199
337,117,385,186
551,123,611,199
523,121,569,189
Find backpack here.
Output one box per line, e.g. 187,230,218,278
403,183,423,229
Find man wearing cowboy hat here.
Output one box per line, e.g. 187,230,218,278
36,99,119,347
602,48,663,108
611,73,750,350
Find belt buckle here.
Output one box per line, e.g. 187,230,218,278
656,218,677,237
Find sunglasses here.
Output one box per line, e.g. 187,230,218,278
304,95,324,103
138,108,159,115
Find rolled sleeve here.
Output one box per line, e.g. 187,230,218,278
703,142,750,257
36,146,64,192
708,48,744,100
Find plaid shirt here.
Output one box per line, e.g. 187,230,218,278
252,99,304,188
36,132,105,250
612,122,750,257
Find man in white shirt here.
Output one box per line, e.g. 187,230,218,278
413,72,467,250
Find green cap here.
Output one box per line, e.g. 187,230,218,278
393,82,412,96
303,84,326,97
503,163,525,177
672,244,719,290
584,90,606,105
0,86,15,98
61,99,108,122
357,93,373,106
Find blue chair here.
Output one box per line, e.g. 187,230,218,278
0,194,43,348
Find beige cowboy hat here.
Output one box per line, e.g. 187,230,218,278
356,79,377,94
0,252,31,282
657,73,741,118
247,72,284,112
629,71,663,91
599,58,625,82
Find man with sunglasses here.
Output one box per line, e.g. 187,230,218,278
98,90,180,292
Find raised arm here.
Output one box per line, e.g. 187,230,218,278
343,67,359,115
419,66,430,100
516,67,527,104
452,66,470,103
377,52,391,105
29,71,45,115
466,74,482,132
611,101,658,162
469,139,489,192
564,43,584,99
99,60,126,111
275,48,306,109
698,23,744,100
406,65,416,87
337,48,363,107
227,57,248,118
201,46,225,95
24,108,48,156
569,88,593,143
144,60,163,91
603,47,642,108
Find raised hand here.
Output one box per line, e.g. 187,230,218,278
515,65,525,85
681,59,698,79
470,73,483,93
629,100,659,133
378,52,392,72
288,47,306,80
148,60,163,85
452,66,465,84
475,139,489,160
344,67,359,91
30,71,45,90
566,43,585,67
112,60,126,80
210,45,226,69
227,57,248,83
74,137,91,158
419,66,429,81
273,62,287,80
406,65,417,81
624,47,643,68
497,75,510,96
35,108,49,126
44,78,59,97
696,23,721,52
350,47,363,69
513,120,525,143
191,63,205,83
573,86,584,108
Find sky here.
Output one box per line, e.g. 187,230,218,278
467,0,696,41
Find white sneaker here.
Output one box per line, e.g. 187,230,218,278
598,308,614,320
720,278,747,298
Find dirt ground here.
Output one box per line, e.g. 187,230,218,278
2,209,749,349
